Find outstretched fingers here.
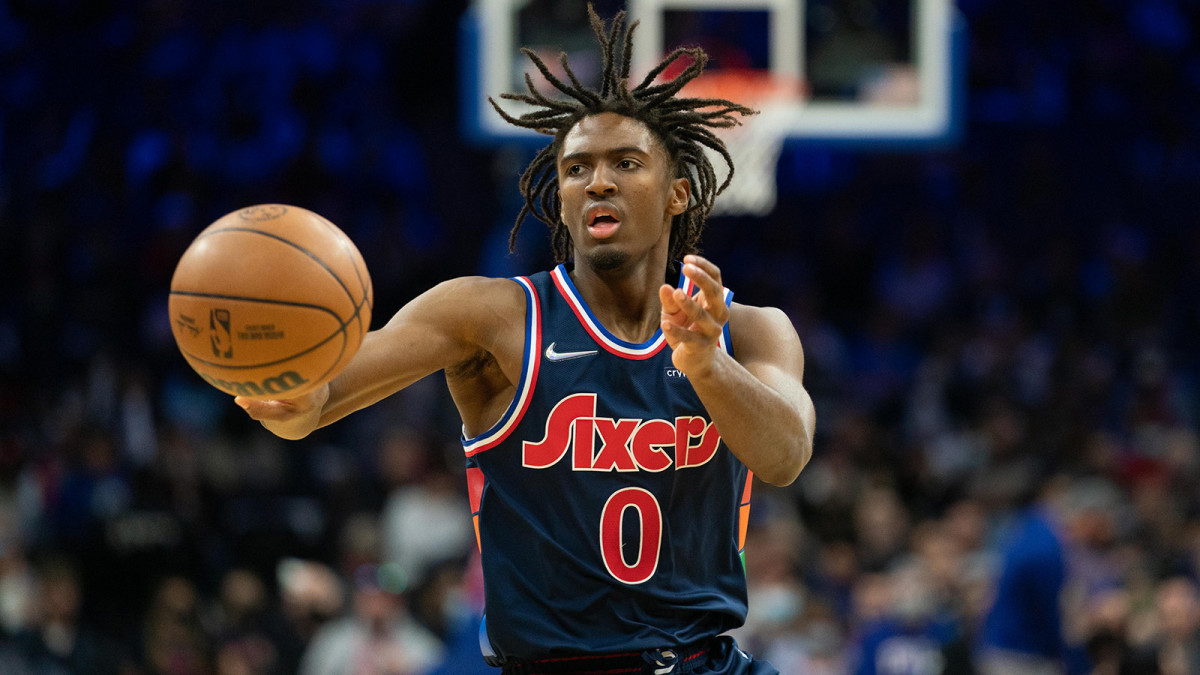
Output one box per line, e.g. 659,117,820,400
681,255,728,324
659,283,685,322
657,256,726,343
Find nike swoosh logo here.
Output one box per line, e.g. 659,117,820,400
544,342,598,362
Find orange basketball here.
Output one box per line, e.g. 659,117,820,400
168,204,373,400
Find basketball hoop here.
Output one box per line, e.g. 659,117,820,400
678,69,805,217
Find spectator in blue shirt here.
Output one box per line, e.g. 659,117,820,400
976,476,1123,675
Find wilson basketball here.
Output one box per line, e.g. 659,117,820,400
168,204,373,400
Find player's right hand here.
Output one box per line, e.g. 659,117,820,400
234,384,329,439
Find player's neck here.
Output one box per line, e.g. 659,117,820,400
569,254,668,344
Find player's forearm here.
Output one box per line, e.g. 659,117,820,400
255,368,419,439
687,351,813,486
247,358,402,439
311,313,459,432
315,368,409,430
255,368,411,439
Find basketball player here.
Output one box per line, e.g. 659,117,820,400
238,7,814,674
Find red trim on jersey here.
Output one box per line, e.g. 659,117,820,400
551,267,665,360
466,466,485,552
466,466,486,514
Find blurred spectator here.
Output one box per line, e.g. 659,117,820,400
852,559,972,675
142,575,210,675
275,558,346,671
209,568,290,675
1121,576,1200,675
938,500,996,637
4,557,129,674
427,552,493,675
377,428,472,589
976,476,1125,675
299,563,442,675
854,483,912,572
0,523,34,638
1079,585,1146,675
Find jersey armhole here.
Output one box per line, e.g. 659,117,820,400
461,276,541,456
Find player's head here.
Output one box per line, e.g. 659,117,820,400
490,5,756,266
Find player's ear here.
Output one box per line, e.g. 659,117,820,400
667,177,690,216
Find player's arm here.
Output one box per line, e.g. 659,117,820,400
238,276,524,440
659,255,814,486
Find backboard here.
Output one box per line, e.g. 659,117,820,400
460,0,965,214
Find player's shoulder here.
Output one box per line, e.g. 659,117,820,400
412,276,530,357
728,302,795,337
728,302,802,359
428,275,528,310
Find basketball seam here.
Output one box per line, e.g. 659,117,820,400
315,214,372,300
197,227,362,310
169,290,345,314
314,214,374,336
204,224,373,337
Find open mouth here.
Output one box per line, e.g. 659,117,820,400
587,207,621,239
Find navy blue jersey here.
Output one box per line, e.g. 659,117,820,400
461,264,753,663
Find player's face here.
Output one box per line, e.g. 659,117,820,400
557,113,689,272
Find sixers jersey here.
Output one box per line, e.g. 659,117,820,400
461,264,754,663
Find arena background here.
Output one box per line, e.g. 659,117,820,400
1,1,1198,673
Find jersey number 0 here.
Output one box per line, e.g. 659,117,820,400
599,487,663,585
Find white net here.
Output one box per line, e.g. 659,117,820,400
682,71,801,218
707,110,788,217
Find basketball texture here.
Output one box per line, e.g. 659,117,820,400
169,204,373,400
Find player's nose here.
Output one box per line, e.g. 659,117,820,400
586,165,617,197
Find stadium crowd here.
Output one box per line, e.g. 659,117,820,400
1,0,1199,673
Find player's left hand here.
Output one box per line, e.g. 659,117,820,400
659,254,729,378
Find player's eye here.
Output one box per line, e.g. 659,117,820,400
618,159,637,169
566,164,585,176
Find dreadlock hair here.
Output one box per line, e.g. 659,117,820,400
488,4,757,266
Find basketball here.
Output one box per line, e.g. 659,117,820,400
168,204,373,400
